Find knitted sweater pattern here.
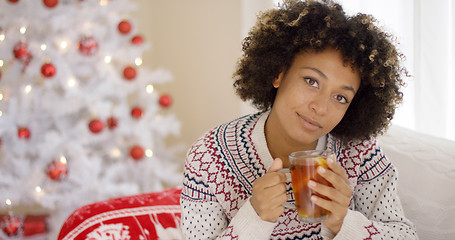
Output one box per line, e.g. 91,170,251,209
180,112,417,240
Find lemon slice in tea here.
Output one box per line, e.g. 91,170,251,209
316,156,328,168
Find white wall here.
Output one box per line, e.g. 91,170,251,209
133,0,246,157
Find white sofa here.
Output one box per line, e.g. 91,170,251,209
56,125,454,240
378,125,455,240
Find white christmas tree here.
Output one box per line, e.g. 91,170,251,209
0,0,182,239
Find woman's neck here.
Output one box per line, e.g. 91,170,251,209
264,113,317,168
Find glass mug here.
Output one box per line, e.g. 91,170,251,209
282,150,335,223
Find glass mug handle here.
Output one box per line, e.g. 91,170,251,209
277,168,295,209
278,168,290,173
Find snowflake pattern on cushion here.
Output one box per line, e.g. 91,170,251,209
57,188,182,240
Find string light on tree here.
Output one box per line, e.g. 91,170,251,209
59,41,68,50
99,0,109,6
134,57,142,66
146,84,154,94
145,149,153,158
104,55,112,63
35,186,45,199
67,77,77,88
110,148,122,158
24,84,32,94
19,26,26,34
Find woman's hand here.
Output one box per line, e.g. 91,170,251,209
308,157,353,234
250,158,288,222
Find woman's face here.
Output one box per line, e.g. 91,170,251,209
268,48,361,148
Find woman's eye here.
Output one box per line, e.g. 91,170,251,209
305,78,319,88
334,95,349,104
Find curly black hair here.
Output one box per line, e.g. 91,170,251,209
233,0,407,143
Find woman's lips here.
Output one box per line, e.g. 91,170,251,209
297,113,322,131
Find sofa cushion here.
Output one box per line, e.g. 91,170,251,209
378,125,455,240
57,187,183,240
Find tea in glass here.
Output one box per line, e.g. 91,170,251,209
289,150,334,223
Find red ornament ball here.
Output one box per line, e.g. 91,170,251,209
13,42,27,58
18,127,30,139
7,0,19,3
88,119,104,133
43,0,58,8
123,66,136,80
78,36,98,56
130,145,144,160
13,42,32,65
1,216,21,236
159,94,172,108
131,35,144,45
13,42,28,59
107,116,118,130
118,20,131,34
46,159,68,181
131,106,143,119
41,63,56,78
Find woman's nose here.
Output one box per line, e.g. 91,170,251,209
309,94,329,114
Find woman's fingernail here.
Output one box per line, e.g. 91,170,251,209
317,166,326,174
327,158,334,164
311,195,318,203
308,180,317,188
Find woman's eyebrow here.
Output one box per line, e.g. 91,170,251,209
302,67,327,79
341,85,356,95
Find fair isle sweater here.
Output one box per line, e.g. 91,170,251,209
180,112,417,240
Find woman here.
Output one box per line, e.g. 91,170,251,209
180,0,417,239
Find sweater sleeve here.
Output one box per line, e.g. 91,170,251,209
180,196,277,240
330,140,418,240
180,135,276,240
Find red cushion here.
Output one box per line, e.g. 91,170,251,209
58,187,182,240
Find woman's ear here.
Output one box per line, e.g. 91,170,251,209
273,72,284,88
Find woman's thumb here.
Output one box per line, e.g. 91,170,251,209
268,158,283,172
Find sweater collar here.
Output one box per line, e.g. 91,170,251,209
251,111,337,170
